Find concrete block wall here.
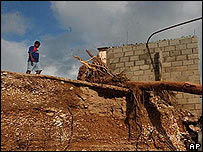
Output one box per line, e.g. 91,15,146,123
105,36,201,117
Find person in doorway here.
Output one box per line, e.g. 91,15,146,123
26,41,42,74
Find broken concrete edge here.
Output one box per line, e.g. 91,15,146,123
1,70,130,93
2,70,202,95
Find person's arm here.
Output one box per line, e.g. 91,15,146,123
29,52,34,62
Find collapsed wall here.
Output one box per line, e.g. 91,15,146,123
98,36,202,117
1,71,201,151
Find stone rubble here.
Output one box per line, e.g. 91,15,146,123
1,70,202,151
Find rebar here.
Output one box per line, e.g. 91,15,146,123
146,17,202,80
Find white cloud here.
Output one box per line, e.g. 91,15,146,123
1,38,28,73
42,65,58,76
49,1,202,81
67,63,80,79
50,1,128,45
1,12,31,35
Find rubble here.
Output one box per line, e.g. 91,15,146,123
1,65,202,151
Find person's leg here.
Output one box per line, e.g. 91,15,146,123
36,70,42,74
26,61,33,74
33,62,42,74
26,70,31,74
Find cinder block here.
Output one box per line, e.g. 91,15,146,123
119,67,126,73
109,63,116,70
195,103,201,110
162,52,170,57
162,62,171,67
134,50,144,55
125,72,134,78
170,50,181,56
140,65,150,70
188,54,199,60
130,66,140,71
163,67,170,73
193,59,200,65
131,76,139,81
176,44,186,50
171,61,183,66
120,57,129,62
109,59,113,63
165,66,188,73
193,70,200,75
162,73,171,79
158,40,169,47
165,46,175,52
181,49,192,55
187,43,198,49
165,56,176,62
114,47,123,53
108,48,114,53
180,38,192,44
124,51,134,56
176,93,183,99
144,69,153,75
112,68,120,74
192,36,198,43
183,60,193,65
123,46,133,52
187,98,201,104
135,60,145,66
138,75,149,81
114,52,124,58
154,47,164,53
130,56,139,61
181,70,194,76
178,65,188,70
132,45,137,50
108,53,114,59
170,71,181,78
176,76,189,82
148,42,158,48
148,75,155,81
110,58,120,63
192,48,199,54
183,93,194,98
183,104,195,110
137,44,146,49
125,61,134,67
176,55,187,61
188,75,200,82
116,62,124,68
187,64,199,70
169,39,180,45
177,99,187,105
133,71,144,76
139,53,149,60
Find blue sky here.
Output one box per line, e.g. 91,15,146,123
1,1,202,81
1,1,65,43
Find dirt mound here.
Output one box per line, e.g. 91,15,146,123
1,71,201,151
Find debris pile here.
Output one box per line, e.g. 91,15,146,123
1,67,202,151
75,50,129,86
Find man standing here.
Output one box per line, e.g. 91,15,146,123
26,41,42,74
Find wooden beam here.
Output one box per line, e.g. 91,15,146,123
126,81,202,95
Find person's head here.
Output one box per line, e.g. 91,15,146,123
34,41,40,48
